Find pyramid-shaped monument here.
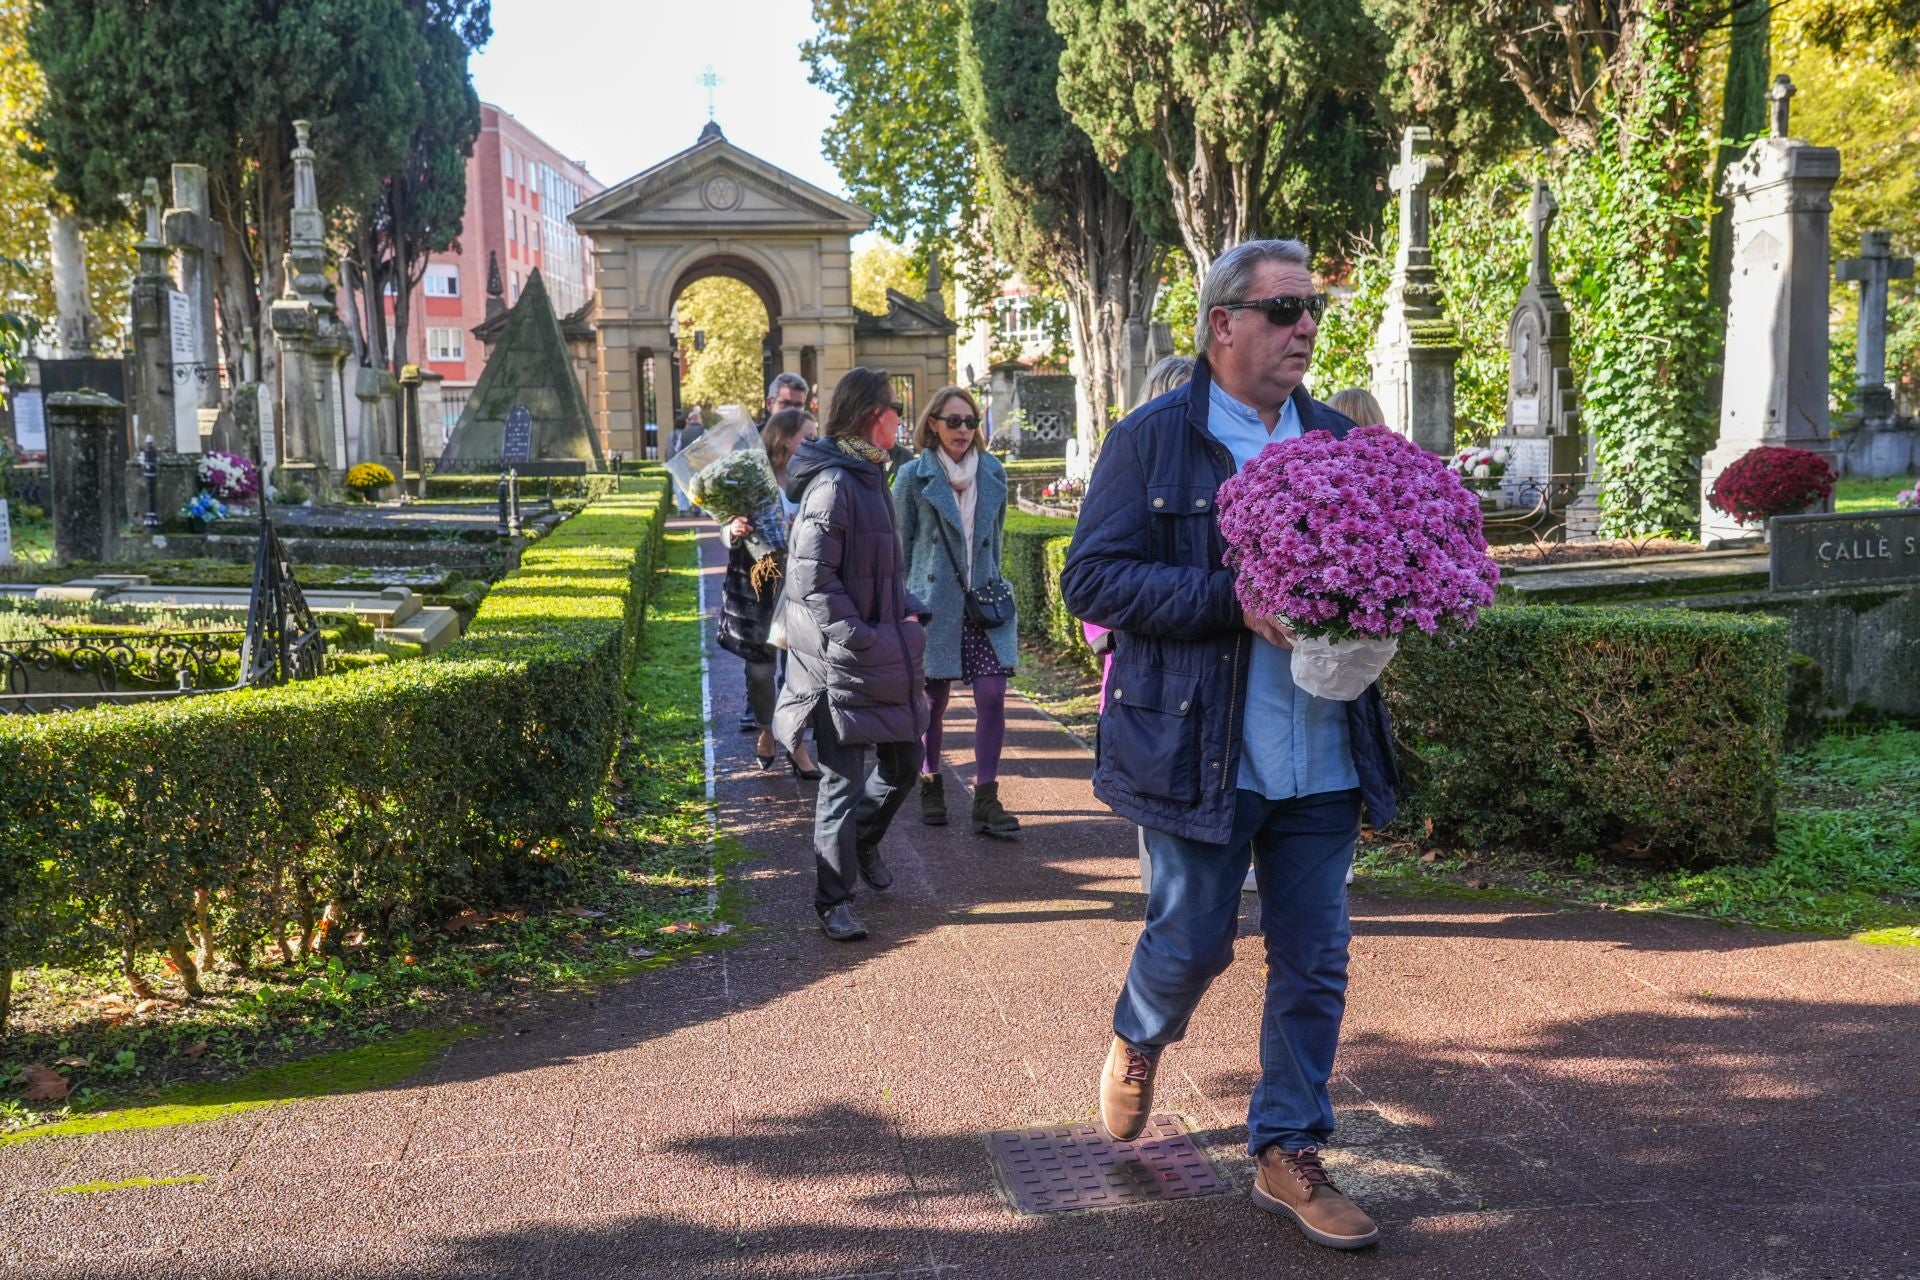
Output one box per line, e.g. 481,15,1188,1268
440,269,604,469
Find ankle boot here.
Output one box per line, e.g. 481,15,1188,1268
920,773,947,826
971,780,1020,839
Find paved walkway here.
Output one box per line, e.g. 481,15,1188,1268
6,520,1918,1278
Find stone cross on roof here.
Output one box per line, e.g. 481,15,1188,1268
698,65,723,121
1768,74,1796,139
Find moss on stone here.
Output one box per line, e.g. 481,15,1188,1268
0,1025,477,1148
51,1174,209,1195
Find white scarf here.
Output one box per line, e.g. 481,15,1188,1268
933,447,980,585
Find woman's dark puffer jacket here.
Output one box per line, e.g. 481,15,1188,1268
771,438,930,749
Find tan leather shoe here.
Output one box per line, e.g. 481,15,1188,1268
1098,1036,1157,1142
1252,1144,1380,1249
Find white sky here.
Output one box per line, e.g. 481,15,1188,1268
469,0,849,200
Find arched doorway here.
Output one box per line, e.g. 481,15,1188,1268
657,254,784,437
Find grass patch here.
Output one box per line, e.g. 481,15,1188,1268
1355,726,1920,936
2,521,725,1136
52,1175,209,1194
1009,642,1103,746
1833,476,1918,513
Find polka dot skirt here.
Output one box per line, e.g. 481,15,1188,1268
960,620,1012,683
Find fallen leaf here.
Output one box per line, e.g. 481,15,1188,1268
1422,817,1435,838
657,921,699,935
625,947,657,959
92,994,131,1010
443,909,490,932
52,1056,89,1071
134,999,175,1016
1419,851,1440,864
162,955,181,974
183,1042,209,1059
559,907,605,919
16,1066,70,1103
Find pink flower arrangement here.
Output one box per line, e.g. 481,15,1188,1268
1216,425,1501,640
196,450,260,502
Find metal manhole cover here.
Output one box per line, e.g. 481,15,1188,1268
986,1115,1229,1214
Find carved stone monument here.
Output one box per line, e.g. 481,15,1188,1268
268,121,350,501
1370,127,1460,456
164,163,226,447
127,180,200,522
1492,181,1582,507
1835,230,1915,477
1699,76,1843,545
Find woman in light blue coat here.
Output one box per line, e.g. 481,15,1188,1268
892,386,1020,838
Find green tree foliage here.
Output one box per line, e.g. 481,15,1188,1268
959,0,1168,443
0,0,133,354
341,0,488,373
1802,0,1920,68
1048,0,1390,273
28,0,425,376
850,238,923,315
677,277,768,412
1361,0,1549,172
803,0,974,269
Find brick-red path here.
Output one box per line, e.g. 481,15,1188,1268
5,520,1917,1278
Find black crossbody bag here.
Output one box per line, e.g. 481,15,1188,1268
931,509,1014,630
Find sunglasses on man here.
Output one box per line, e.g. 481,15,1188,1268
1215,293,1328,326
933,414,980,431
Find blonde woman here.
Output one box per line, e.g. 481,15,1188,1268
892,386,1020,838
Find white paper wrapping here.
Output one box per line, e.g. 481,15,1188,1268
1288,633,1399,702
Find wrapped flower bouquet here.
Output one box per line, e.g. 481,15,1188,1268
1217,425,1501,700
665,408,788,586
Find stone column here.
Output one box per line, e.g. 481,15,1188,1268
1835,229,1916,477
46,210,99,358
164,163,224,440
47,390,126,563
267,122,342,501
1699,76,1843,544
126,180,200,520
1370,127,1460,456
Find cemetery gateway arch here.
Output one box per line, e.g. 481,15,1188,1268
570,122,952,457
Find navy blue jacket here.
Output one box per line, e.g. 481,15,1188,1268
1059,357,1400,844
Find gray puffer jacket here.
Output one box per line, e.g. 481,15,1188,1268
771,438,930,749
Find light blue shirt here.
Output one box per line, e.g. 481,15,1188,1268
1206,379,1358,801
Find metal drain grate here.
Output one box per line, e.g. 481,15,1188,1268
986,1115,1229,1214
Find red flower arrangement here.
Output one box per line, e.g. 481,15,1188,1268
1707,446,1835,525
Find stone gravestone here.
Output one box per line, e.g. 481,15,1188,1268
269,123,352,501
47,389,128,563
164,163,226,449
1699,76,1843,545
1492,180,1582,508
502,405,534,465
127,179,199,524
1835,230,1915,477
1371,126,1460,456
1770,509,1920,592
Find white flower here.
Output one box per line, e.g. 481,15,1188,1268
1472,464,1492,479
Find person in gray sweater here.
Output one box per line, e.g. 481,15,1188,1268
771,368,930,941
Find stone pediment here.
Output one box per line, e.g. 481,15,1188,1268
572,124,873,235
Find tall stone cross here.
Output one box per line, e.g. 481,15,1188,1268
164,163,225,434
1768,74,1796,139
1836,230,1915,428
1370,125,1459,456
1527,179,1559,290
130,178,176,455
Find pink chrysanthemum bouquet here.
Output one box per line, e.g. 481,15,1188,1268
1216,425,1500,699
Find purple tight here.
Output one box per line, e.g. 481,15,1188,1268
924,676,1006,784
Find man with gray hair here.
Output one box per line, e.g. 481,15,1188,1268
766,371,810,421
1062,239,1400,1251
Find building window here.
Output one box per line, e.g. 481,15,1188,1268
511,271,521,303
508,210,516,242
427,327,464,362
424,264,460,297
994,294,1060,350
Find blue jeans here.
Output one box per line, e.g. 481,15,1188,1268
1114,787,1360,1155
809,703,918,915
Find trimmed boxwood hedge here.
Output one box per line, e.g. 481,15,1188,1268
0,484,669,1008
421,473,621,501
1000,514,1787,863
1383,606,1787,862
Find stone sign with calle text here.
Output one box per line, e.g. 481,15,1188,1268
1769,509,1920,592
